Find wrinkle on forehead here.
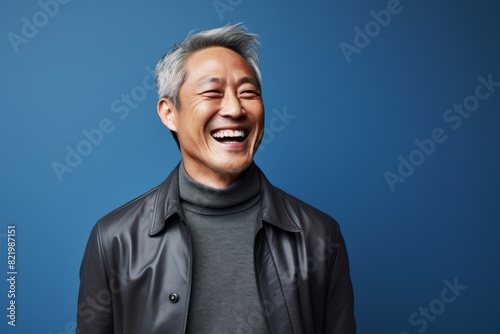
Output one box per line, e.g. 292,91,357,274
184,46,258,83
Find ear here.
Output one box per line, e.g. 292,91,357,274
157,97,178,132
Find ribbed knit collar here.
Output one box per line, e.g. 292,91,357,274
178,162,260,211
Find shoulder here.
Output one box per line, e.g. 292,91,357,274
256,164,340,238
93,164,180,238
272,185,340,234
260,179,346,273
97,186,159,228
95,184,160,235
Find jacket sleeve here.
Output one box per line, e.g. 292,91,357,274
323,229,356,333
76,223,114,334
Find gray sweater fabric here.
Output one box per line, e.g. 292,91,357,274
178,163,267,333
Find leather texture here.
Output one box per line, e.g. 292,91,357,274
77,163,356,333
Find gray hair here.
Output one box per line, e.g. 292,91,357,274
155,23,262,109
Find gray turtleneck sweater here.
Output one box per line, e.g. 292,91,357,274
178,163,267,333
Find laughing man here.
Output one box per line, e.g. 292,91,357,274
77,23,356,334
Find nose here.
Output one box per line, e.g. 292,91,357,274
219,91,244,119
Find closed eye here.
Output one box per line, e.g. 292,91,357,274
239,90,261,98
202,90,223,97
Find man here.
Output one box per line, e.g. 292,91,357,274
77,23,355,333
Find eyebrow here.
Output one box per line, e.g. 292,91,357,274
196,76,260,89
238,76,260,88
197,77,224,89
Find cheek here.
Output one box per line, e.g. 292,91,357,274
254,110,265,129
190,103,219,127
243,101,264,121
183,114,212,144
182,108,206,129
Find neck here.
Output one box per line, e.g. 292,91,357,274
178,161,260,209
181,160,253,189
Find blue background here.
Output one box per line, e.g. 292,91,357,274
1,0,499,333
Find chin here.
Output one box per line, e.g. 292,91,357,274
209,159,253,176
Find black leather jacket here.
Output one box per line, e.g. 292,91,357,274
77,164,356,333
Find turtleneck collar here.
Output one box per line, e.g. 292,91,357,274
178,162,260,210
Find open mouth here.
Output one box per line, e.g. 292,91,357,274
211,129,248,143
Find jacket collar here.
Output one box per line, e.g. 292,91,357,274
255,165,302,233
148,162,301,236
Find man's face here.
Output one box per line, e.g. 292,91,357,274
158,46,264,188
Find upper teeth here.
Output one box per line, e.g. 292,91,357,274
212,129,246,138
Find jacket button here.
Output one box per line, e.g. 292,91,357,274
169,293,179,303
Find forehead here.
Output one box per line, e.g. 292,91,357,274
184,46,256,81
